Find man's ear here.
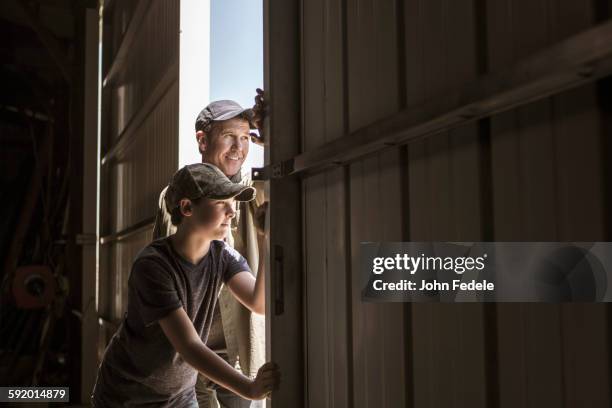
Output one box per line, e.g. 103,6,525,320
196,130,207,154
179,198,193,217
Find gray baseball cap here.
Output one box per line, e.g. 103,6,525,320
165,163,256,212
195,100,255,132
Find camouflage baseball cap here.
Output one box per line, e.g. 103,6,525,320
165,163,256,212
195,100,255,132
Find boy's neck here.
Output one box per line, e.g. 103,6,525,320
170,227,212,265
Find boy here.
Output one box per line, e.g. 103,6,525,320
154,98,267,407
92,163,280,407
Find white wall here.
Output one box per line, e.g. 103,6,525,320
179,0,211,168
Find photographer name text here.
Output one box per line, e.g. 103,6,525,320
372,279,494,292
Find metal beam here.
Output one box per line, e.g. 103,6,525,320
254,19,612,180
0,104,50,121
102,0,151,87
102,0,116,16
99,217,154,245
101,59,178,165
98,316,119,332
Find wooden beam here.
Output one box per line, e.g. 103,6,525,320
256,19,612,179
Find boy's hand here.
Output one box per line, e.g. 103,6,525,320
254,201,268,237
247,361,280,400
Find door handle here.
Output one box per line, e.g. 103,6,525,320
273,244,284,315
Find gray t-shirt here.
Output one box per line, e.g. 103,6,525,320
91,237,250,407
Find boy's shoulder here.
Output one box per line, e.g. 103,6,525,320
136,238,233,263
210,239,244,264
213,240,248,269
132,238,240,271
210,239,230,256
133,237,174,266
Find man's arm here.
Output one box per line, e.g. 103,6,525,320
159,307,278,400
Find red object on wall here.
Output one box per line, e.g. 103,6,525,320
12,265,57,309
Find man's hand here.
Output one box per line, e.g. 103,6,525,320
250,88,266,146
246,362,281,400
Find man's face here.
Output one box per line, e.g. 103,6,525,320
182,197,236,240
198,117,250,177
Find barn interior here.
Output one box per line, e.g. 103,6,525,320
0,0,95,401
1,0,612,407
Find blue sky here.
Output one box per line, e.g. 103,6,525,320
210,0,263,170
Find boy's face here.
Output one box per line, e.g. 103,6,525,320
182,197,236,240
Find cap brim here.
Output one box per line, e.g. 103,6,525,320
210,184,256,202
214,108,255,122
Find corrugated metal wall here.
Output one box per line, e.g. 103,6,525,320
299,0,611,407
99,0,179,336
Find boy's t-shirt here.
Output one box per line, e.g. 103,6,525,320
91,237,250,407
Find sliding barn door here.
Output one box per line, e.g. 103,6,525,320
97,0,180,341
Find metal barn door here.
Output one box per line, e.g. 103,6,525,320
97,0,179,343
264,0,612,407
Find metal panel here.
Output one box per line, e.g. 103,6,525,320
107,0,179,143
303,0,350,406
294,0,612,407
348,152,406,408
110,82,179,232
344,1,406,408
265,0,304,405
99,0,180,327
108,0,138,58
487,1,610,407
98,229,153,322
111,229,153,320
304,168,351,408
403,1,489,407
258,16,612,179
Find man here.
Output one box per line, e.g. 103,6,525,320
153,92,266,408
92,163,280,407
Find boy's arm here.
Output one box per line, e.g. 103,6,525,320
159,307,277,399
226,235,266,315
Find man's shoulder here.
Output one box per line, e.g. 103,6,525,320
157,185,169,209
